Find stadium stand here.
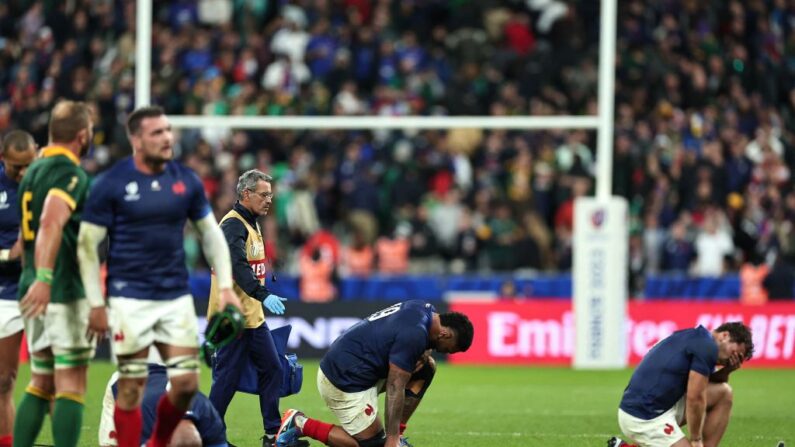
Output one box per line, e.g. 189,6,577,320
2,0,795,299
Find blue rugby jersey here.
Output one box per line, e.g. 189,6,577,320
111,364,227,446
320,300,435,392
82,157,211,300
620,326,718,420
0,166,21,300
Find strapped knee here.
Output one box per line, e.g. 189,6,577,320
357,430,386,447
30,355,54,375
406,357,435,399
118,358,149,379
54,347,94,370
166,355,200,378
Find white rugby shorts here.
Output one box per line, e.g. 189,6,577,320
618,396,686,447
0,299,22,339
109,294,198,356
317,367,385,436
24,299,94,357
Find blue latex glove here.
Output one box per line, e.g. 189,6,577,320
264,294,287,315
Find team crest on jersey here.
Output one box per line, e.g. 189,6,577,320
249,242,262,257
124,181,140,201
172,181,186,195
0,191,7,210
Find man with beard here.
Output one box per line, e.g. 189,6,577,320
14,101,94,447
77,105,241,447
609,322,754,447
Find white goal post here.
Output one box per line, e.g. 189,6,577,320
135,0,627,369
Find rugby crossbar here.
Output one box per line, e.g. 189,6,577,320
167,115,601,130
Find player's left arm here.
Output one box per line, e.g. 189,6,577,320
193,214,241,312
20,191,73,318
384,362,412,447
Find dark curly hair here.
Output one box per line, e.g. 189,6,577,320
715,321,755,361
440,312,474,352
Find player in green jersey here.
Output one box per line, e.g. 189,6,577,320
14,100,97,447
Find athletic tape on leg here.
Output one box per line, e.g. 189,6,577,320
30,356,54,375
118,358,149,379
54,347,94,369
166,355,200,378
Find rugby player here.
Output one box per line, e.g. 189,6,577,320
610,322,754,447
15,101,94,447
276,300,473,447
77,105,241,447
99,363,227,447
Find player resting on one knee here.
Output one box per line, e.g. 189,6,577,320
275,301,474,447
77,105,241,447
610,322,754,447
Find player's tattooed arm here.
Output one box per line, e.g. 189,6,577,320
385,363,412,447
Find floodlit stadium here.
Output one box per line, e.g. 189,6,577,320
1,0,794,446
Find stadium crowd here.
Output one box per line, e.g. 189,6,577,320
1,0,795,296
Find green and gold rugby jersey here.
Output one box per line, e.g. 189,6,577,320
18,146,89,303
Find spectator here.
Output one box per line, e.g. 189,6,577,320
693,210,735,277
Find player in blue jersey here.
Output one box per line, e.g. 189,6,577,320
99,363,228,447
0,131,36,447
77,106,242,447
276,300,474,447
609,322,754,447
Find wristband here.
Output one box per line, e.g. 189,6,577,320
36,268,53,285
0,249,9,262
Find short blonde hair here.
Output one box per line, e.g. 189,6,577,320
48,100,92,143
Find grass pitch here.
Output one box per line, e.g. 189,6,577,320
14,361,794,446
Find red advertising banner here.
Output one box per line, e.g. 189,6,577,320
449,300,795,368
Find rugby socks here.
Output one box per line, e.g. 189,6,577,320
12,386,50,447
0,435,12,447
146,394,185,447
301,418,333,445
114,404,143,447
52,393,84,447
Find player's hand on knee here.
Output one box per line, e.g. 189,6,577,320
413,350,432,373
86,306,109,342
264,294,287,315
218,288,242,313
20,280,51,318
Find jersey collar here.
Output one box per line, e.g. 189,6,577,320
233,201,259,227
40,146,80,165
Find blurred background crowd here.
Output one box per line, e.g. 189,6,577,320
2,0,795,298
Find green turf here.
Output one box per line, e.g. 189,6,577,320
13,361,794,446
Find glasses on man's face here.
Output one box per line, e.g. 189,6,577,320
249,190,273,200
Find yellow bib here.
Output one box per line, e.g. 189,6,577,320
208,210,266,328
